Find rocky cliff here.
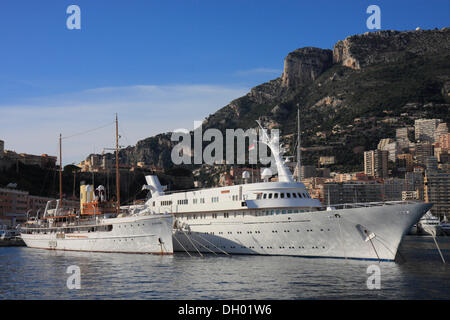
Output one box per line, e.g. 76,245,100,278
333,28,450,69
115,28,450,175
281,47,333,87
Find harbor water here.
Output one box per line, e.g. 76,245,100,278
1,235,449,300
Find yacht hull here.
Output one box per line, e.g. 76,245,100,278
173,202,431,261
21,215,174,254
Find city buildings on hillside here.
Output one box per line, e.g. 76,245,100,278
397,153,414,172
414,119,441,143
0,139,57,169
318,156,335,166
415,141,433,165
0,188,28,226
424,170,450,220
77,154,163,173
0,187,79,227
395,127,413,151
434,123,449,142
321,182,383,205
364,150,388,178
378,138,398,162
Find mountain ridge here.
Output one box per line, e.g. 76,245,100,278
114,27,450,175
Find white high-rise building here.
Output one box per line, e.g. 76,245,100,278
378,138,398,162
415,119,441,142
364,150,388,178
396,127,411,151
434,123,448,142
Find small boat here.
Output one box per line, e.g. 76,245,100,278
0,226,19,240
438,216,450,236
417,211,441,236
0,225,25,246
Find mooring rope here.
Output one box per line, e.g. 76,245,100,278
195,233,230,256
172,233,192,257
181,229,203,257
190,237,218,255
431,234,446,264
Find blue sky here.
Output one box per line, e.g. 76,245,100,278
0,0,449,164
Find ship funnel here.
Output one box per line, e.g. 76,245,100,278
80,183,94,214
144,175,165,197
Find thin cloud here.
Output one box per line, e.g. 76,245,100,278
0,84,249,164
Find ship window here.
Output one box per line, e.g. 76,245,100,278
280,193,284,199
263,194,267,199
292,193,297,198
286,193,291,198
274,193,278,199
268,193,273,199
298,193,303,198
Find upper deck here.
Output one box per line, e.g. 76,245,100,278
146,180,322,214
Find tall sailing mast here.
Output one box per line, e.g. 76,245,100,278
59,133,63,205
115,114,120,215
295,106,302,182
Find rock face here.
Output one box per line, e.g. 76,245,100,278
119,133,175,168
333,28,450,69
281,47,333,88
248,78,284,105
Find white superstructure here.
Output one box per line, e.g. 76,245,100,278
139,123,431,261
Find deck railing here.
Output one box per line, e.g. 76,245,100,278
318,200,423,211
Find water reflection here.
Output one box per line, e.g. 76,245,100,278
0,236,449,299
